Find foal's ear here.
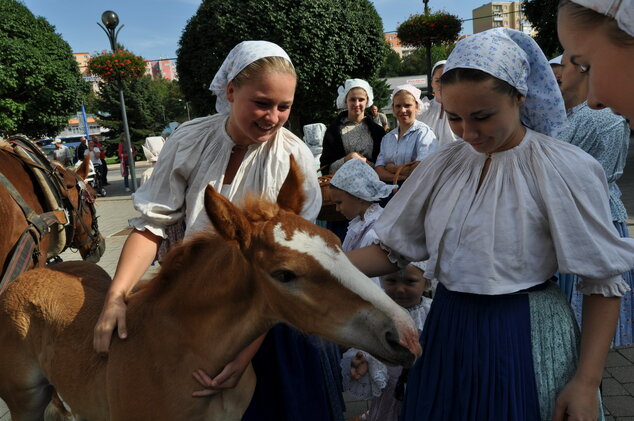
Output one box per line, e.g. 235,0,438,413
277,155,305,215
75,156,90,180
204,185,252,248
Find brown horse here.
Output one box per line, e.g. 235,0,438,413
0,157,421,421
0,138,105,290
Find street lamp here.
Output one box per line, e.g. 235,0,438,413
423,0,433,98
97,10,138,192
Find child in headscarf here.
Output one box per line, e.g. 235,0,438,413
346,28,634,421
341,262,432,421
329,158,394,260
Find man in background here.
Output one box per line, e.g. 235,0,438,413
370,105,389,132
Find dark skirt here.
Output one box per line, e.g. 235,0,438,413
242,323,342,421
401,282,603,421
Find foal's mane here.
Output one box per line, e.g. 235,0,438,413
140,194,283,298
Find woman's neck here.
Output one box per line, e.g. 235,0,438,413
398,120,415,137
347,112,364,124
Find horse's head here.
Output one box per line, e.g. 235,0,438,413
203,156,422,367
55,158,105,262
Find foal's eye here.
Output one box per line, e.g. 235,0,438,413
271,269,297,283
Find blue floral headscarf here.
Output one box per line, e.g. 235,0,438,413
330,158,394,202
444,28,568,137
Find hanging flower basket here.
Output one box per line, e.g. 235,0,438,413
87,50,146,83
397,12,463,46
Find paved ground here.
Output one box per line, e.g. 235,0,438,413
2,146,634,419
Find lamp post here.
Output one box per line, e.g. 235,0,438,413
423,0,433,97
97,10,137,192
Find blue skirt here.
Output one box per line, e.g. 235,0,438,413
558,220,634,347
242,324,342,421
401,282,603,421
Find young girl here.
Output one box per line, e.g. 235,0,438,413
92,41,343,421
374,84,437,184
329,157,394,255
320,78,385,174
342,262,432,421
346,28,634,421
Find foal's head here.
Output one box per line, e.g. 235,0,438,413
200,157,421,366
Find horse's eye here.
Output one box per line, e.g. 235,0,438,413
271,270,297,283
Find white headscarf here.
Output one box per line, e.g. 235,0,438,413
330,158,394,202
142,136,165,163
431,60,447,78
391,84,424,114
444,28,568,137
570,0,634,37
209,40,293,114
336,78,374,110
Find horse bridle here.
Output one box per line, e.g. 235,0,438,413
63,170,102,259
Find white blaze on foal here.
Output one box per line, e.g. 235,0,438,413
272,223,422,355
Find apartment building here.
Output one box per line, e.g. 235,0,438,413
472,2,535,35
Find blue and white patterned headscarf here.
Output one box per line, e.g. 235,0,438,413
570,0,634,37
444,28,568,137
336,79,374,110
209,40,293,114
330,158,394,202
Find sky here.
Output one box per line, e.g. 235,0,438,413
21,0,489,62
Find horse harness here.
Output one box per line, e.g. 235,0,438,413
0,136,99,294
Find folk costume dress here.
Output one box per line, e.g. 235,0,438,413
556,102,633,346
132,41,341,421
372,28,634,421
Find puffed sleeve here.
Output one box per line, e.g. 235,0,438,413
414,123,438,161
293,141,322,222
374,143,466,267
129,118,212,238
535,140,634,296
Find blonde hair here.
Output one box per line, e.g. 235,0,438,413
231,56,296,88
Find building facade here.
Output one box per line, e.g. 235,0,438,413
384,33,417,58
73,52,100,92
472,2,535,35
146,59,178,81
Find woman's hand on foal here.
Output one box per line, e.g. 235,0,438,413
93,294,128,353
191,359,249,397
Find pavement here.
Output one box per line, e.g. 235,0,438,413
2,149,634,419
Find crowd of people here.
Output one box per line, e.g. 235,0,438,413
85,0,634,420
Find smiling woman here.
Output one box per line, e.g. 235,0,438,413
91,40,348,421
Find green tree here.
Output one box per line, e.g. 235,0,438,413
177,0,386,130
378,48,403,77
368,77,391,110
0,0,87,137
94,76,164,149
523,0,562,58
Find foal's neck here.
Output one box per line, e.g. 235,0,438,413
127,235,271,368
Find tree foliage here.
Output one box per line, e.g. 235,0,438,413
523,0,562,58
379,43,456,78
0,0,87,137
177,0,386,130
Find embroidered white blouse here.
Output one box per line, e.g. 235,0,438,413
416,97,457,148
342,203,385,286
375,120,437,167
374,129,634,297
130,114,321,238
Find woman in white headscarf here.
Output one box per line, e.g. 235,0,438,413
417,60,458,147
346,28,634,421
92,41,343,421
320,78,386,175
557,0,634,127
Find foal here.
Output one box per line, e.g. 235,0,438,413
0,159,421,421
